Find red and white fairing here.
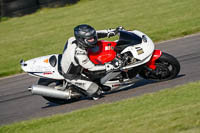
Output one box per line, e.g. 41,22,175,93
88,30,160,70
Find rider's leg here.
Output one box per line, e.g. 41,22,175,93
65,76,101,99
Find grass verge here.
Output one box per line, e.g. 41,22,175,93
0,81,200,133
0,0,200,77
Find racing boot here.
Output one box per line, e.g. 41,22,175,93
91,89,102,100
101,85,111,92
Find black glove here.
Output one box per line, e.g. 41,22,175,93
107,29,116,38
111,58,122,68
105,58,122,71
115,26,125,34
107,26,124,38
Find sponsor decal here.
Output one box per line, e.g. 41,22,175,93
43,72,53,75
112,84,121,87
76,52,86,55
105,46,111,50
43,59,49,63
76,50,87,55
135,47,144,55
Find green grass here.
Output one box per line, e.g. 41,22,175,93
1,81,200,133
0,0,200,77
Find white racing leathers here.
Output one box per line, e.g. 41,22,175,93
61,30,114,96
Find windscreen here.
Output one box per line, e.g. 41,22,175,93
118,31,142,45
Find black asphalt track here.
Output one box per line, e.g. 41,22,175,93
0,33,200,125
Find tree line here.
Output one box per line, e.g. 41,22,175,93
0,0,79,18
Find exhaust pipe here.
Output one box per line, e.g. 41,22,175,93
28,85,71,99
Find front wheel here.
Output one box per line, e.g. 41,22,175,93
139,52,180,82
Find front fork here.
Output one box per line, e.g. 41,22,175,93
146,50,162,70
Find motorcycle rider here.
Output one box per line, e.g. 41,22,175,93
61,24,122,100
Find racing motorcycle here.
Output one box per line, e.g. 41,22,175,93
20,29,180,104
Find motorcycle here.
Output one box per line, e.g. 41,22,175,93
20,29,180,104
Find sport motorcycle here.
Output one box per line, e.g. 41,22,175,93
20,29,180,104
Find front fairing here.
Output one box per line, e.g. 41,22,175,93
120,30,155,69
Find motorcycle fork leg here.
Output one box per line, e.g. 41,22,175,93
146,50,162,70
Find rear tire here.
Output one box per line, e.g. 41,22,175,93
139,52,180,81
37,78,74,104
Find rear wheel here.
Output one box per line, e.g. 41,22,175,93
38,78,79,104
139,52,180,81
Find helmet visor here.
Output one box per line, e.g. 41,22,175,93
84,36,98,48
86,38,95,43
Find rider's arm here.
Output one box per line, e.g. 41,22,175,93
96,26,124,39
75,47,106,71
96,29,117,39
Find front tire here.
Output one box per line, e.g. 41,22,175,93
139,52,180,81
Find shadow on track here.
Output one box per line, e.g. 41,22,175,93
41,74,185,108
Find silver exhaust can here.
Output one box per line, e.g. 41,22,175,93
29,85,71,99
